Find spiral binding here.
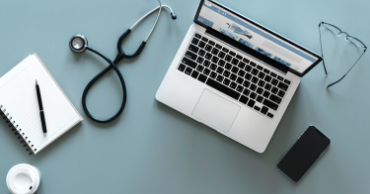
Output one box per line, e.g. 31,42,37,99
0,105,35,155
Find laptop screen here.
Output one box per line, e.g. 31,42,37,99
194,0,322,76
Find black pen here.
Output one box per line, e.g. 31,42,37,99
35,80,47,133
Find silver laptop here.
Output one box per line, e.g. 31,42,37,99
156,0,322,153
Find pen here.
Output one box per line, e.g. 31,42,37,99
35,80,47,133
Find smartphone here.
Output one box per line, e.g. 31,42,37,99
277,126,330,182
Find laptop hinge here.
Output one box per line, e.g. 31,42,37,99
205,27,289,74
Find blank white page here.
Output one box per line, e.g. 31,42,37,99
0,54,83,154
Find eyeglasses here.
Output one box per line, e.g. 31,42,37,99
319,22,367,88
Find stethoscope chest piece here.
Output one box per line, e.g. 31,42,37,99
70,34,88,53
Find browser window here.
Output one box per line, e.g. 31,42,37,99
196,0,320,75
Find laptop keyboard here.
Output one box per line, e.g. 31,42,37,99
178,33,292,119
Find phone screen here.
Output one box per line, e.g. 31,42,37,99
277,126,330,182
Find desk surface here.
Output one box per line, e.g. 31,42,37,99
1,0,370,193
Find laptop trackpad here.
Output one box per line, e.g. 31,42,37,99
192,89,240,133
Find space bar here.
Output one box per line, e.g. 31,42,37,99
206,79,240,100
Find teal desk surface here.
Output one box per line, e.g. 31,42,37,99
1,0,370,193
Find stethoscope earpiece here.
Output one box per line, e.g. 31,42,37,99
171,12,177,20
69,34,88,53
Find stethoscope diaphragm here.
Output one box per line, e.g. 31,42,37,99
69,34,88,53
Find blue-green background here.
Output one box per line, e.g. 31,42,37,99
1,0,369,193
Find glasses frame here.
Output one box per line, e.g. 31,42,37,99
319,22,367,88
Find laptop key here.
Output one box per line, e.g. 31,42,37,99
251,77,258,84
223,79,231,86
201,37,208,42
277,76,284,81
258,72,265,79
261,106,268,114
251,68,259,75
198,49,205,56
210,72,217,79
239,95,249,104
238,70,246,77
216,75,224,82
257,96,264,103
196,57,204,64
185,67,192,75
229,51,236,56
270,72,277,77
231,67,239,73
238,62,246,69
270,94,282,104
256,87,263,94
222,48,229,53
198,41,206,48
264,75,272,82
263,99,278,110
198,74,207,83
225,55,232,62
256,65,263,70
264,83,272,91
210,63,217,70
250,84,257,91
205,53,212,60
236,85,244,92
211,56,219,63
236,54,243,60
243,80,250,88
182,57,197,68
284,79,291,85
250,62,256,67
203,60,210,67
218,51,226,59
216,67,224,74
230,74,237,81
178,64,185,72
245,65,252,72
236,77,244,84
231,58,239,65
191,71,199,78
267,113,274,118
263,91,270,98
243,58,250,63
263,69,270,74
196,65,204,72
203,68,210,75
211,48,219,55
277,82,288,91
192,38,199,45
271,87,278,94
243,89,250,96
254,106,261,111
225,63,232,70
188,44,199,53
271,79,278,86
206,79,240,100
208,40,215,46
185,51,197,60
205,45,212,52
250,92,257,99
195,33,201,38
245,73,252,80
223,70,230,77
230,82,237,89
278,90,285,98
215,44,222,49
247,100,255,107
258,80,265,87
218,60,225,67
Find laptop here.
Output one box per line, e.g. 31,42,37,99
156,0,322,153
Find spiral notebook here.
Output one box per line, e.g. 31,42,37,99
0,54,83,155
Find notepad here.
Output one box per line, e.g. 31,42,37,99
0,54,83,155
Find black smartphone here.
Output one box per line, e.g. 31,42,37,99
277,126,330,182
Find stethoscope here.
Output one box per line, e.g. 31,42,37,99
69,0,176,123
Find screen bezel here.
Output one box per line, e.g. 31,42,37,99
277,126,330,182
193,0,322,77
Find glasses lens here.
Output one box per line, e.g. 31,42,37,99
347,36,366,48
322,23,341,35
72,38,84,50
